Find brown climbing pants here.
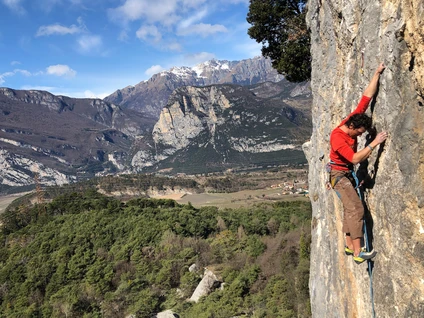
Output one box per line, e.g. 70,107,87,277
330,170,364,239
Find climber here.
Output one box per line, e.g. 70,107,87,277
329,62,388,264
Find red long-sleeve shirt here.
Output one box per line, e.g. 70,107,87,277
329,95,372,171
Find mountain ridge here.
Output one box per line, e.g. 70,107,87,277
104,56,284,118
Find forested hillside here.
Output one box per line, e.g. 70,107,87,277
0,190,311,317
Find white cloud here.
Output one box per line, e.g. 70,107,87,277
53,89,113,99
21,85,56,92
77,90,107,99
38,0,61,13
182,52,216,66
234,41,262,58
176,9,228,37
36,23,82,37
145,65,165,76
11,60,21,65
118,30,129,42
0,68,32,84
46,64,77,77
225,0,248,4
177,23,227,37
109,0,179,25
165,42,182,52
36,18,86,37
77,35,102,53
181,0,206,7
136,25,162,43
2,0,25,14
15,69,31,76
178,8,208,29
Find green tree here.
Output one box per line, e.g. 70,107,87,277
247,0,310,82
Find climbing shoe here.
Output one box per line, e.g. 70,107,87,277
353,250,377,264
344,246,366,256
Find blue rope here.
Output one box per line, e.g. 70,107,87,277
351,170,376,318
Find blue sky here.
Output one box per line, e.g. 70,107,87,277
0,0,261,98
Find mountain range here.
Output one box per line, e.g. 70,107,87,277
104,56,284,118
0,56,311,190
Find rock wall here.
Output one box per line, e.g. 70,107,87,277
305,1,424,317
152,86,231,151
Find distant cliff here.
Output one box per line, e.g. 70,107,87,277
305,1,424,317
131,81,312,173
0,88,153,187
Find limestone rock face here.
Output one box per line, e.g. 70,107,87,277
152,86,231,151
306,1,424,317
0,149,74,186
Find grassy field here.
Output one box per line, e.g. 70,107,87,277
0,192,32,214
172,187,308,209
0,167,310,212
1,188,309,213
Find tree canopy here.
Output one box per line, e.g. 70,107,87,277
247,0,311,82
0,191,312,317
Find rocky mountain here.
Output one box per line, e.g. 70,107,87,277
305,1,424,317
0,88,155,188
0,65,311,189
131,80,311,174
104,56,284,118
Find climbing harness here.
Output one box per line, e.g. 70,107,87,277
326,161,376,318
325,161,354,190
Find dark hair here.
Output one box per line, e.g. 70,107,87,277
345,113,372,130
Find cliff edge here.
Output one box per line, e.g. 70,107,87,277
305,1,424,317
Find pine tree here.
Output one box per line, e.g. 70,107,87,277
247,0,311,82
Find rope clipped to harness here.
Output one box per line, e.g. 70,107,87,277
326,161,376,318
351,170,376,318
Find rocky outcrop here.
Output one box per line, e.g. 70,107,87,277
305,1,424,317
0,149,74,186
155,310,179,318
189,268,220,303
104,56,284,118
152,86,231,151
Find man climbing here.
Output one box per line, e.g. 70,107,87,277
329,62,388,264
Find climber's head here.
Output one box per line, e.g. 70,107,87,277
344,113,372,137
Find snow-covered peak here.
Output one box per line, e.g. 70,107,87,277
192,59,231,77
160,66,195,78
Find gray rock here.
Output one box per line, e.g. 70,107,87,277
306,1,424,317
156,310,179,318
188,263,199,273
189,269,219,302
